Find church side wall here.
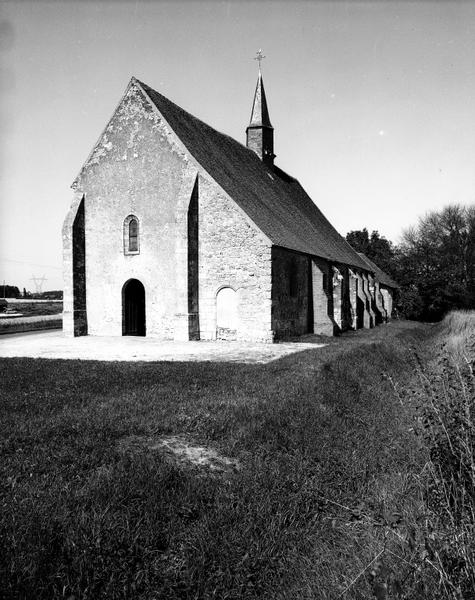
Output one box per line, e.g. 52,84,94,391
374,281,388,323
348,269,358,329
380,286,394,319
72,83,197,338
198,177,273,342
312,258,334,336
271,247,312,339
368,274,383,325
355,271,371,328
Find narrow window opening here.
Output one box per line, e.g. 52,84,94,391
129,219,138,252
123,215,140,255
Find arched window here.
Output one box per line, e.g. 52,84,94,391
129,219,138,251
123,215,140,255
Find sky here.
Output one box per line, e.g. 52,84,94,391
1,0,475,292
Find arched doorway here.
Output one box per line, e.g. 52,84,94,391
216,287,237,340
122,279,146,336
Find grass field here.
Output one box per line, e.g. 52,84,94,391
0,316,473,599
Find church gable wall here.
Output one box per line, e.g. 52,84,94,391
71,83,197,338
198,176,273,342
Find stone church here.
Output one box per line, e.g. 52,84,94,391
63,71,397,342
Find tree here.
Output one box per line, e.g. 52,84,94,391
346,206,475,321
346,228,395,275
395,204,475,321
1,285,20,298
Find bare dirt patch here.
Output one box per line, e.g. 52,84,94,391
118,434,240,472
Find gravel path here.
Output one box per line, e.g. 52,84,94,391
0,330,326,363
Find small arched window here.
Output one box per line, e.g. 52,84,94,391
124,215,140,255
129,219,138,251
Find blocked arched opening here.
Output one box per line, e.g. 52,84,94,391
216,287,238,340
122,279,146,336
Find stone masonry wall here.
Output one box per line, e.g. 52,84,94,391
68,81,198,338
198,176,272,342
271,247,312,339
380,286,394,319
362,273,376,328
348,269,358,329
374,281,388,323
368,274,384,325
312,258,334,336
340,266,353,331
198,177,272,342
332,266,344,332
355,271,371,329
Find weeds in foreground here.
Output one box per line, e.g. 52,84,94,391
410,312,475,598
357,311,475,599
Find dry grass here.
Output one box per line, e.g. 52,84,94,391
406,311,475,598
439,310,475,363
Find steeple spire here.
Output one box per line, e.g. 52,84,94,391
246,50,275,168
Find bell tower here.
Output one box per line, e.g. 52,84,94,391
246,50,275,168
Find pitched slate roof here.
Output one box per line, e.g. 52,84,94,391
137,78,370,271
357,253,399,288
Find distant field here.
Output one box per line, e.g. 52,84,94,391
0,316,473,599
0,301,63,334
4,300,63,317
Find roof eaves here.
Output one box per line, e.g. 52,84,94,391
357,252,399,288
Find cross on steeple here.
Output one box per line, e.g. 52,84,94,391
253,49,266,72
